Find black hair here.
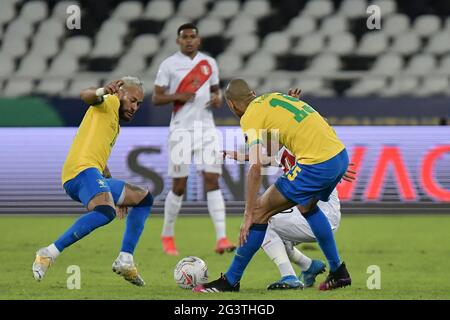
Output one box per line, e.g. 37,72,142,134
177,23,198,36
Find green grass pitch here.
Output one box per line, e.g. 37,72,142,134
0,214,449,300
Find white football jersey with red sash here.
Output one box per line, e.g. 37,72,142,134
154,51,219,131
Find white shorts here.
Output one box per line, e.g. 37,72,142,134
168,128,222,178
267,189,341,245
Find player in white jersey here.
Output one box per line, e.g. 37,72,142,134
262,147,342,289
152,23,235,255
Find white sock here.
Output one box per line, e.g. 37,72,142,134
262,227,296,278
118,251,133,263
162,190,183,237
206,189,226,240
47,243,60,258
284,242,312,271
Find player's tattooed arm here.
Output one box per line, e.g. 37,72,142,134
80,80,124,106
103,165,112,178
152,85,195,105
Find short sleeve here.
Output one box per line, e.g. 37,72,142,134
154,60,170,87
209,58,219,86
240,105,264,147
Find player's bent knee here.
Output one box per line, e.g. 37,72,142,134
136,192,153,208
93,205,116,222
301,204,320,219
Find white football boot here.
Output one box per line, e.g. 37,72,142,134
112,254,145,287
32,247,55,281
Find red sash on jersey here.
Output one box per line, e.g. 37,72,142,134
173,59,212,114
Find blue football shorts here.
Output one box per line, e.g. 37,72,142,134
275,148,349,207
63,167,126,207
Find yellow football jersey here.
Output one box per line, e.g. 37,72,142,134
61,94,120,184
240,92,344,165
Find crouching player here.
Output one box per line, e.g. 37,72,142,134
32,77,153,286
262,147,345,290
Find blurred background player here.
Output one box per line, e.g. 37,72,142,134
32,77,154,286
152,23,235,255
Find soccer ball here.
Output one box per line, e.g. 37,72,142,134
174,256,208,289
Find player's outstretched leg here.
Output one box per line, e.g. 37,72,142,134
262,225,303,290
303,205,351,290
32,205,116,281
193,224,267,293
112,192,153,286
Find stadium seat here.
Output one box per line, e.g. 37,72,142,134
242,0,272,19
285,16,316,37
370,53,404,76
294,78,334,97
19,1,48,24
35,78,68,96
338,0,368,18
28,36,60,59
326,32,356,54
3,78,34,97
35,18,66,41
61,36,92,57
390,32,420,55
129,34,159,57
261,32,290,55
112,1,143,21
258,78,292,93
293,34,325,55
178,0,208,20
217,53,243,78
306,54,341,74
66,77,101,97
425,31,450,55
16,55,47,79
383,14,410,36
356,32,388,55
112,53,146,75
404,54,437,76
226,34,259,55
0,54,15,78
209,0,240,19
0,2,16,27
413,15,441,37
226,14,257,36
380,77,419,96
345,78,386,96
143,0,174,20
90,38,123,58
47,54,79,78
160,17,190,38
0,37,28,58
197,17,225,37
439,54,450,75
302,0,334,18
242,52,276,76
414,76,449,96
320,15,348,36
4,18,33,41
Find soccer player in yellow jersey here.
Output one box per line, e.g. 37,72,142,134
32,77,154,286
194,79,351,293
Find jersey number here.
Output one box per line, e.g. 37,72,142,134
287,165,301,181
269,94,316,123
